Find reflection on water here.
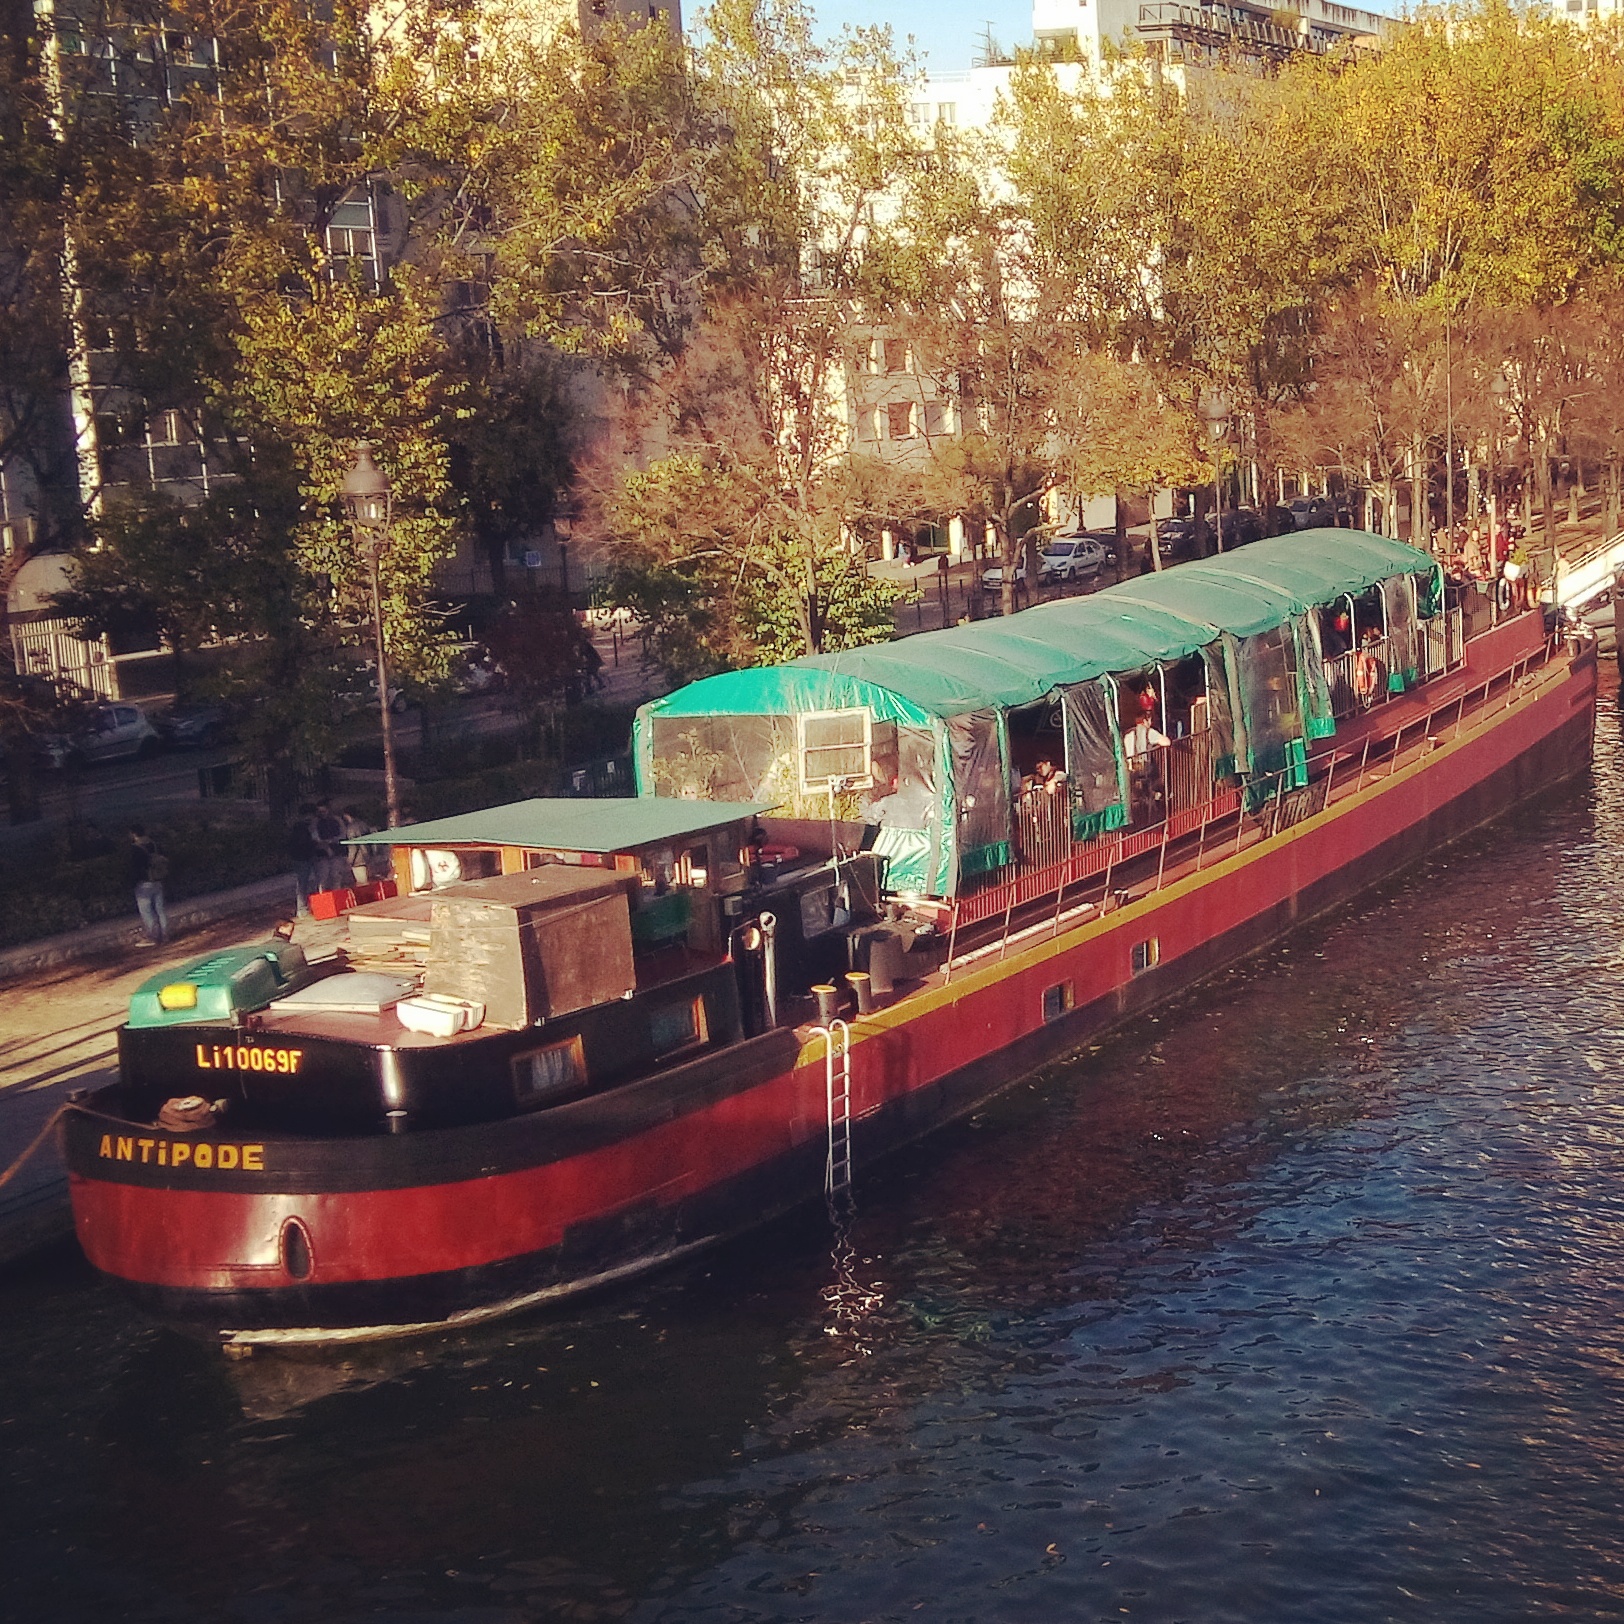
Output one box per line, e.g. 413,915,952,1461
6,713,1624,1623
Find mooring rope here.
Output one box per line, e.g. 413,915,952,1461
0,1105,69,1194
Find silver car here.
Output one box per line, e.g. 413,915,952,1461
35,703,160,768
1039,536,1109,581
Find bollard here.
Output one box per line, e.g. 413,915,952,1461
386,1110,410,1134
845,970,874,1015
812,983,840,1025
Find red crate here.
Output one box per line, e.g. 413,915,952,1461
308,887,357,920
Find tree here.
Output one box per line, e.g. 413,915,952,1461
483,589,601,750
884,127,1206,611
589,0,919,668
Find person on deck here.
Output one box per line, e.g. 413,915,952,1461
1023,757,1069,797
1124,686,1170,759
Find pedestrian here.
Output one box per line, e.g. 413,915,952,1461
312,800,349,892
128,823,169,945
287,803,319,916
341,805,389,882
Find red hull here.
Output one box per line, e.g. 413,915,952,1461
62,620,1597,1342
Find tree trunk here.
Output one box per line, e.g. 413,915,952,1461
1538,434,1555,562
1607,457,1620,541
1568,465,1580,526
999,522,1017,620
1147,489,1163,572
1412,438,1429,546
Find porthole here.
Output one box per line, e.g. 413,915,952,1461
280,1218,313,1280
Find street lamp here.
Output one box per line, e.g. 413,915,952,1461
1199,388,1232,554
340,441,401,828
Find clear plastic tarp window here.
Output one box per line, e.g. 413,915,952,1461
1201,642,1240,781
947,709,1011,885
1293,612,1336,740
1230,628,1308,803
650,714,890,819
864,725,945,894
1061,678,1129,839
1381,574,1420,691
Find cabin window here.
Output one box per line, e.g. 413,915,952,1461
1042,981,1073,1023
679,844,709,887
511,1035,587,1108
650,996,708,1057
1131,937,1160,975
799,709,873,792
799,885,835,937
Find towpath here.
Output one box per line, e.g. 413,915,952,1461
0,909,345,1269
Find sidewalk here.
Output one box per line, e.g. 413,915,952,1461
0,898,345,1270
0,872,299,984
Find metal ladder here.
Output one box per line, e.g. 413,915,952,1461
816,1019,853,1204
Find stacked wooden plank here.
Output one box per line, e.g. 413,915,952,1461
340,892,434,979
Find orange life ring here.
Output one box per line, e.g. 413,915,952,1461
1353,650,1380,705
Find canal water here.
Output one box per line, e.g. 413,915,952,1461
6,714,1624,1624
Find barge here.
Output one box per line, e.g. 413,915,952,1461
60,531,1597,1345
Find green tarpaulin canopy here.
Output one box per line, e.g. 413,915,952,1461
645,529,1436,723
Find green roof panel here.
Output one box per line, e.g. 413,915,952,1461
354,797,773,852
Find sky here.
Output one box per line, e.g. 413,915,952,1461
805,0,1031,73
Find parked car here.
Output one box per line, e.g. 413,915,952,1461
34,703,160,769
981,558,1028,590
1152,516,1201,561
1217,507,1266,547
1573,586,1617,654
1039,535,1110,581
337,675,410,717
156,702,230,749
1287,495,1337,530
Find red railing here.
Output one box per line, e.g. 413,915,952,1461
941,629,1569,975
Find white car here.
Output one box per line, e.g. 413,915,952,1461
34,703,160,768
981,559,1028,590
1039,536,1109,581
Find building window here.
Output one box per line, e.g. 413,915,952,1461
884,337,909,373
650,996,708,1057
886,401,915,440
327,226,378,290
936,102,956,125
512,1035,587,1108
799,708,873,791
923,400,952,437
1131,938,1160,975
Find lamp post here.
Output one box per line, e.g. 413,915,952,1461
340,441,401,828
1199,389,1232,554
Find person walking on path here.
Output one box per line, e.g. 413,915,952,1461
127,824,169,945
287,804,319,917
312,801,350,892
